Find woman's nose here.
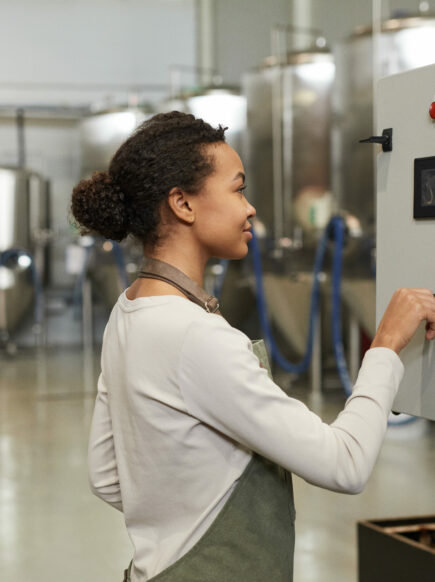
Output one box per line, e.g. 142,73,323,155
246,200,257,218
247,200,256,218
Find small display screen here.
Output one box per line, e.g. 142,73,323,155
414,157,435,218
421,169,435,207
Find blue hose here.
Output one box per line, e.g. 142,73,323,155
250,217,417,426
0,248,43,326
329,216,353,397
250,225,328,374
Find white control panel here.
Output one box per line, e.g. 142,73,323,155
377,63,435,421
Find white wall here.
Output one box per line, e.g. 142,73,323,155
0,0,196,107
214,0,290,85
0,0,196,286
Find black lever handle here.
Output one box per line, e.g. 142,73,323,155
359,128,393,152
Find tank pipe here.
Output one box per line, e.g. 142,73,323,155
168,64,223,98
276,23,324,38
271,68,285,248
272,23,326,60
0,249,43,327
72,241,95,317
0,80,167,92
196,0,217,87
16,108,26,169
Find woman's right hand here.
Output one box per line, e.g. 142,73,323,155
371,288,435,354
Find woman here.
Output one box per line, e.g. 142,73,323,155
71,111,435,582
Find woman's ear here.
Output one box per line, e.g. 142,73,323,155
167,187,195,224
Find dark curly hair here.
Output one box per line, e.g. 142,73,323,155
71,111,227,246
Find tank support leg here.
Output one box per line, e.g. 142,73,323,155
82,277,94,393
310,309,322,404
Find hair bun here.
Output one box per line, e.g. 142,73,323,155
71,171,128,241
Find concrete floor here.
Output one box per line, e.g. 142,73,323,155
1,347,434,581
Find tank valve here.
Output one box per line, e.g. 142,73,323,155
359,128,393,152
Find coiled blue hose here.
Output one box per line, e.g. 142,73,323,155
0,248,43,326
329,216,353,397
250,224,328,375
250,216,417,425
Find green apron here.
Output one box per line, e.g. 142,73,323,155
124,454,295,581
122,260,296,581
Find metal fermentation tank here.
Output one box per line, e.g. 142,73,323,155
335,15,435,236
243,48,335,251
0,168,49,336
80,106,153,178
159,86,247,155
78,106,154,308
239,45,337,385
330,15,435,348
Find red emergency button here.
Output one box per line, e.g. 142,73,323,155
430,102,435,119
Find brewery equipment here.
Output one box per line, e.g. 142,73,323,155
376,62,435,421
80,106,154,178
159,85,247,155
334,14,435,237
243,33,335,254
0,167,49,338
77,105,154,308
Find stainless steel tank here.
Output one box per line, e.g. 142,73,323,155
159,86,247,155
79,105,154,307
243,49,335,248
334,15,435,234
0,168,30,252
0,167,49,338
80,106,154,178
240,44,339,385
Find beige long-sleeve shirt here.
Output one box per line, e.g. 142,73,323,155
88,292,404,580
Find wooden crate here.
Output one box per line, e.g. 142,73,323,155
358,515,435,581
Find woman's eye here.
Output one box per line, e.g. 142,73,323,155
237,185,247,195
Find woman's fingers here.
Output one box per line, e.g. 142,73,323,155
371,288,435,354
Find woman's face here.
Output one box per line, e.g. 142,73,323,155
191,142,256,260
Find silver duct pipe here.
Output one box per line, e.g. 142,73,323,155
291,0,312,50
196,0,216,87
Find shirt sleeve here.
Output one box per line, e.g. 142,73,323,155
88,373,123,511
177,318,404,495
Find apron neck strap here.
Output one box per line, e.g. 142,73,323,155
138,257,221,315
